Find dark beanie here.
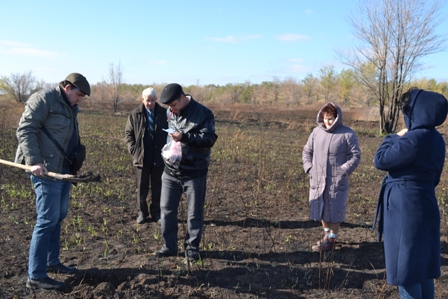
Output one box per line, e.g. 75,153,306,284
160,83,184,104
66,73,91,96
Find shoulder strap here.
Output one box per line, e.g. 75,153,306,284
41,126,68,157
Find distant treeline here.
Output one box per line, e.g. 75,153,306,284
88,69,448,112
2,67,447,112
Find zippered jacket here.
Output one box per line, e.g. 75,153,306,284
164,97,218,178
15,86,78,173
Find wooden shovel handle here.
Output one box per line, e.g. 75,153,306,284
0,158,75,180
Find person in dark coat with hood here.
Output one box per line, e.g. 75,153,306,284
374,88,448,299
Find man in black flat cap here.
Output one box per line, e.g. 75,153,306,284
153,83,218,263
16,73,90,290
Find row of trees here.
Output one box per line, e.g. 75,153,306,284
0,64,448,112
1,0,446,133
2,66,447,110
3,65,446,107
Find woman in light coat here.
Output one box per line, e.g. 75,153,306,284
374,89,447,298
302,103,361,251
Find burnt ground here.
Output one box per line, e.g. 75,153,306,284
1,105,448,299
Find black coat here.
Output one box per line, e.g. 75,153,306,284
164,97,218,178
125,103,168,168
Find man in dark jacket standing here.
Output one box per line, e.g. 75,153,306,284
153,83,217,263
16,73,90,290
125,88,168,224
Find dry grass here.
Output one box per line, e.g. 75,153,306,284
0,100,23,130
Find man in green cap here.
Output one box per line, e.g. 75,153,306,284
15,72,90,290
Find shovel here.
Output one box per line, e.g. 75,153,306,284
0,158,101,183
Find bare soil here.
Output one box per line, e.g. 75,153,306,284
1,105,447,299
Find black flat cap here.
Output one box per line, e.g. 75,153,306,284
160,83,184,104
66,73,91,96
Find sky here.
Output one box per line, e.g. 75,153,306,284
1,0,447,87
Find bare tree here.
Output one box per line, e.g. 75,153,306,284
319,65,338,103
223,83,243,104
252,82,272,105
0,71,36,103
338,69,356,105
302,73,319,104
338,0,446,133
104,62,124,113
279,77,302,106
31,78,54,94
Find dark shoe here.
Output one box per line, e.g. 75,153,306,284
151,214,161,221
149,215,161,224
312,238,336,252
184,256,201,264
47,263,78,274
26,277,65,290
153,249,177,258
184,249,200,263
137,215,147,224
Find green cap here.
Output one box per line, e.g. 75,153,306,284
66,73,90,96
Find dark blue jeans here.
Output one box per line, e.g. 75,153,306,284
28,175,71,279
159,172,207,254
398,279,434,299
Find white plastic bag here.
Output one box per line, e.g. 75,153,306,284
161,141,182,169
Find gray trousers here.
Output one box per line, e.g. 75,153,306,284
160,171,207,254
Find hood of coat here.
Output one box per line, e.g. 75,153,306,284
404,89,448,130
316,102,343,132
